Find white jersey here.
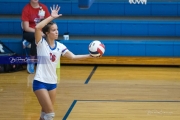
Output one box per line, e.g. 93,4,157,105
34,38,68,84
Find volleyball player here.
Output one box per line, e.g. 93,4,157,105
33,5,92,120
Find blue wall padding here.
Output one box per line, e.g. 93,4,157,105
0,39,24,55
178,3,180,16
98,2,125,16
2,19,180,37
119,41,146,56
55,20,68,35
173,41,180,57
1,39,180,57
67,20,94,35
146,41,174,57
0,2,26,15
121,21,148,36
148,22,176,36
1,0,180,58
1,1,180,16
175,22,180,36
62,40,90,54
151,2,178,16
45,1,72,15
72,1,98,15
100,40,119,56
0,19,21,34
94,21,121,36
124,3,151,16
62,40,179,57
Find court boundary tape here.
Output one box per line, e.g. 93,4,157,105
62,99,180,119
62,100,77,120
77,100,180,102
84,65,98,84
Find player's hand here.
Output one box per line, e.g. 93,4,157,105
50,5,62,18
90,54,102,58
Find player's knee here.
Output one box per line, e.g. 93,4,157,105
44,113,55,120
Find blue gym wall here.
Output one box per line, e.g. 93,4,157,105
0,0,180,57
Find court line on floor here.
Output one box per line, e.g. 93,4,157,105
77,99,180,102
63,99,180,120
84,65,98,84
62,100,77,120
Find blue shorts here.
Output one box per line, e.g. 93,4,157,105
33,80,57,92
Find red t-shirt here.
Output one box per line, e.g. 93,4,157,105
21,3,50,29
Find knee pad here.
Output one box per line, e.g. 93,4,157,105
44,113,55,120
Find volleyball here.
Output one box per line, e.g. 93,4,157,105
89,40,105,57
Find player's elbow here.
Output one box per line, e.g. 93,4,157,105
64,51,76,60
68,54,77,60
69,56,76,60
35,25,41,30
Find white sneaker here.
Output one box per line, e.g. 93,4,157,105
27,63,35,74
22,40,31,48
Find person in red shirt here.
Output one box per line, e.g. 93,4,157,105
21,0,50,74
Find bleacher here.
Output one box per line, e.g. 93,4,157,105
1,0,180,65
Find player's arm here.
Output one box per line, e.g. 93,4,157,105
35,16,54,43
35,5,62,43
63,51,91,60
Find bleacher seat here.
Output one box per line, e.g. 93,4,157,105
1,0,180,65
1,19,180,37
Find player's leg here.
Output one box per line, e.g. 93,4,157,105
48,88,57,106
39,89,56,120
33,80,55,120
43,84,57,120
34,89,54,119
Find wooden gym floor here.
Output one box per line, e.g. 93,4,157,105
1,65,180,120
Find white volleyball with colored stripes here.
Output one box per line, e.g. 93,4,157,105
88,40,105,57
